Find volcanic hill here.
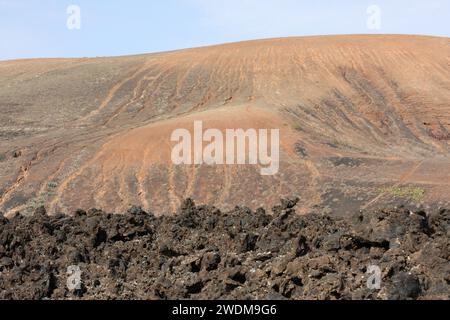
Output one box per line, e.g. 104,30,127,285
0,35,449,216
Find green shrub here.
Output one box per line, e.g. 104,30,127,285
378,186,425,202
47,181,58,190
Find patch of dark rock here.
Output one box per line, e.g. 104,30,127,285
294,235,309,257
388,272,421,300
228,268,247,284
202,252,221,271
328,157,364,168
294,143,308,158
186,280,204,295
0,199,447,300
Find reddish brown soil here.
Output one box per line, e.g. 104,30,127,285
0,35,449,216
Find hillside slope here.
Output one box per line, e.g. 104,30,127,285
0,35,449,215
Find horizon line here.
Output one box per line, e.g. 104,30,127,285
1,33,448,63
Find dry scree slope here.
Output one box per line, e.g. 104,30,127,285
0,35,449,215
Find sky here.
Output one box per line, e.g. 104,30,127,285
0,0,448,61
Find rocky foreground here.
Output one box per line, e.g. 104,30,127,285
0,199,449,300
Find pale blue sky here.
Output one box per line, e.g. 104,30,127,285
0,0,448,61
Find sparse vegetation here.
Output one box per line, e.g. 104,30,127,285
0,153,5,162
47,181,58,196
327,138,364,153
47,181,58,189
378,186,425,202
24,182,59,215
25,196,46,216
